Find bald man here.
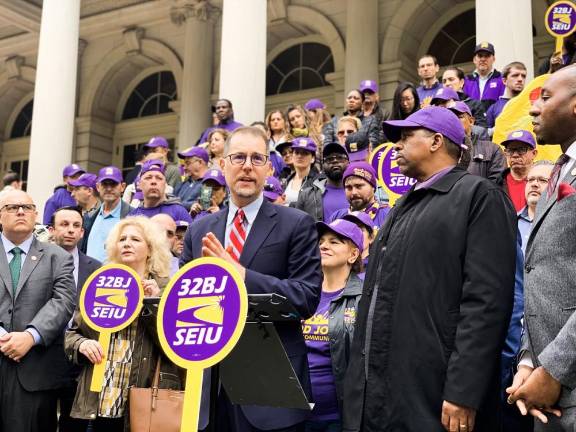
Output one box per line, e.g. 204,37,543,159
150,213,179,276
0,190,76,432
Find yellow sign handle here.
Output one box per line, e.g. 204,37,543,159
180,368,204,432
90,331,111,393
556,36,564,54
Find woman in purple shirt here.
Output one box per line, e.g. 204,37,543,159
302,219,364,431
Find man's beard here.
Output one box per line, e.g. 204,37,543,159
325,168,344,182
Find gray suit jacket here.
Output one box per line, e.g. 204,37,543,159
0,237,76,391
523,167,576,407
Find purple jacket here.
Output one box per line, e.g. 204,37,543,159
486,97,510,127
43,186,76,225
128,200,193,224
463,70,505,105
198,119,243,144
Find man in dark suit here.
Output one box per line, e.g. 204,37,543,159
49,206,101,432
0,190,76,432
507,65,576,430
181,126,322,432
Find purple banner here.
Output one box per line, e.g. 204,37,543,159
380,146,417,196
81,266,142,330
161,262,243,363
546,2,576,36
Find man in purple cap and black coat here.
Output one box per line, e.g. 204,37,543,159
343,106,517,431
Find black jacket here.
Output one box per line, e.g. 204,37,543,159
294,177,327,221
343,168,516,431
79,200,134,254
466,135,506,184
327,273,363,410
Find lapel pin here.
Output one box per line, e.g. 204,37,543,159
31,256,37,261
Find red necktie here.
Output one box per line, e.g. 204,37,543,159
547,153,570,198
229,209,246,262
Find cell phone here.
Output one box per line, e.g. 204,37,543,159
199,185,213,210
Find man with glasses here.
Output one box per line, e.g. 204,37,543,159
295,142,350,221
0,190,76,432
175,146,209,211
517,161,553,254
496,130,538,212
81,166,133,262
181,126,322,432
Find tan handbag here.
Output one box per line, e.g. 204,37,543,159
129,357,184,432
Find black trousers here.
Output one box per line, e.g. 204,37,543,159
56,384,89,432
214,391,305,432
0,357,57,432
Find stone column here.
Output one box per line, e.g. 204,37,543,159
171,0,219,150
476,0,534,80
344,0,379,92
218,0,266,124
28,0,80,217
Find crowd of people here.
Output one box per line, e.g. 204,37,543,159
0,36,575,432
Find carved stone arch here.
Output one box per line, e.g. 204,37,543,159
78,33,183,121
0,63,35,139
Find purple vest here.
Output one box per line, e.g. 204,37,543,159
463,70,505,103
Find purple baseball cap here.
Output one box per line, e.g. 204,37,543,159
359,79,378,93
97,166,123,184
342,211,376,234
177,146,209,163
343,161,377,188
474,41,495,55
69,173,97,189
323,142,349,159
140,159,166,176
144,136,169,149
202,169,226,187
62,164,85,177
448,101,472,117
291,137,317,154
345,136,369,162
501,129,537,149
263,176,284,201
304,99,326,111
431,86,460,105
382,106,466,147
316,219,364,251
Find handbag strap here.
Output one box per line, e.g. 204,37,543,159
152,355,162,389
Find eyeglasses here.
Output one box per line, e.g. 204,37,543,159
337,130,355,136
226,153,269,166
1,204,36,213
323,155,348,163
526,176,549,184
504,147,531,156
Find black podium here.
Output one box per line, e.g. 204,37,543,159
219,293,314,410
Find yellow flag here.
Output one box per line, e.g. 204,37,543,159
493,74,562,161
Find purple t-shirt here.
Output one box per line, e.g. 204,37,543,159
198,119,243,144
128,202,193,224
416,81,442,107
302,289,343,421
330,202,390,229
486,97,510,127
322,184,348,222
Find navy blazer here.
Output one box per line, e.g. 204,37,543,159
180,198,322,430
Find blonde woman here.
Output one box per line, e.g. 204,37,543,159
65,217,182,432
